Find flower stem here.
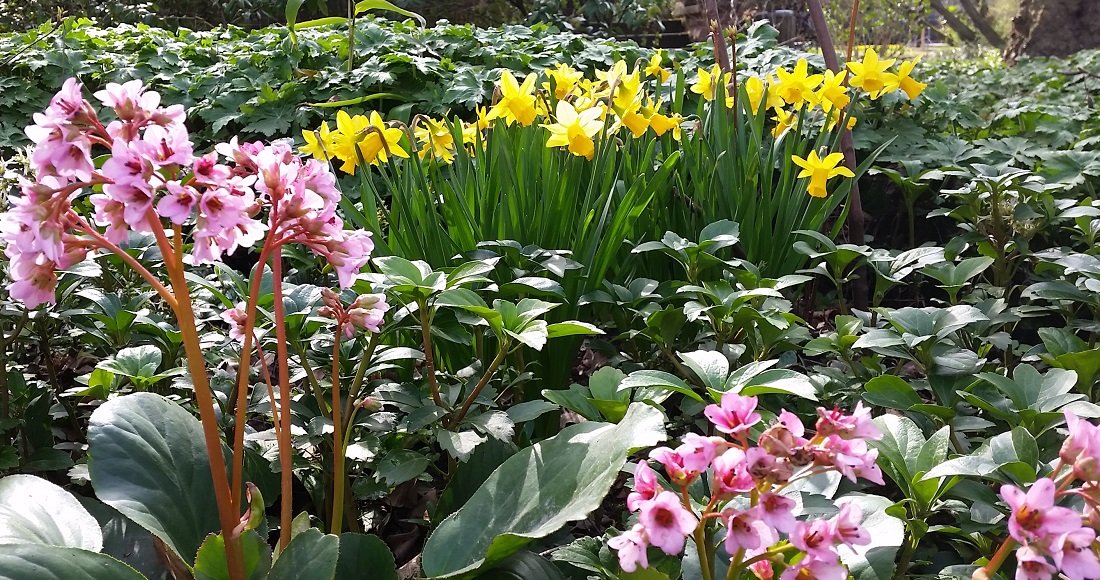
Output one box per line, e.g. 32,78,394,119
330,323,346,534
449,346,508,428
271,248,294,550
979,535,1017,579
419,302,445,409
144,210,245,580
682,486,713,580
229,241,276,508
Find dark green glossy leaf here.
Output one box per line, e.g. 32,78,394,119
422,404,665,578
88,393,221,563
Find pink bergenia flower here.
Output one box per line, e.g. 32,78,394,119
712,448,754,499
819,436,885,485
627,461,660,512
704,393,761,436
745,446,793,484
721,506,777,554
6,254,60,308
816,402,882,441
637,491,697,555
779,555,847,580
101,139,156,188
157,181,200,224
191,152,232,186
790,518,837,560
1016,545,1058,580
1001,478,1082,544
829,503,871,549
677,433,730,472
136,123,194,167
25,122,94,182
650,446,701,487
608,524,649,573
93,79,160,122
1063,411,1100,481
1051,527,1100,580
346,293,388,335
101,181,155,231
745,547,774,580
221,303,250,342
758,409,809,459
758,492,797,533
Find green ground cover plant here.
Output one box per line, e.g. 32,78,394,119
0,11,1099,580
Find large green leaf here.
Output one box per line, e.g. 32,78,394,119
335,533,397,580
0,544,146,580
193,531,271,580
78,497,170,580
87,392,222,564
422,403,666,578
353,0,426,26
0,475,102,551
267,528,339,580
478,550,566,580
836,494,905,580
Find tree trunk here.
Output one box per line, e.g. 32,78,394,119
1004,0,1100,62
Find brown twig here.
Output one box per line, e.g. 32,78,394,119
806,0,868,310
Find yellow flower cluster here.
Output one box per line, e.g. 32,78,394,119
494,56,686,160
692,48,925,141
300,47,923,197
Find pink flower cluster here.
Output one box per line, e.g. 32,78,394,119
319,288,389,338
0,78,373,308
990,412,1100,580
610,394,884,579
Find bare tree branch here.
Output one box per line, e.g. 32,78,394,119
929,0,980,43
957,0,1005,47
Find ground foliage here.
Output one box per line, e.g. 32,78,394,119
1,15,1100,580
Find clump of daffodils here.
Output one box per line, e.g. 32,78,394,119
610,394,885,578
299,48,924,202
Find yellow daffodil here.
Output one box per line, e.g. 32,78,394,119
772,107,795,138
618,106,649,138
791,150,854,198
884,57,927,100
544,63,584,100
543,100,604,160
745,76,765,113
475,105,492,131
331,111,370,174
488,70,539,126
414,117,456,164
691,65,733,107
300,121,333,161
825,108,858,131
847,48,897,98
644,51,671,83
614,74,642,109
358,111,409,166
330,110,409,174
649,111,683,140
774,59,822,109
816,70,850,112
596,60,630,85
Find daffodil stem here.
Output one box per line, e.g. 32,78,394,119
806,0,868,310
